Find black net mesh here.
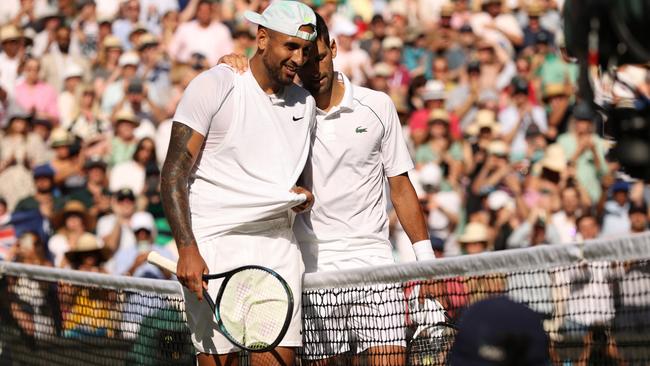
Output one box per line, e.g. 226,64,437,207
1,252,650,365
0,274,194,365
299,260,650,365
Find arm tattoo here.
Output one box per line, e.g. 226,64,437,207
161,122,198,249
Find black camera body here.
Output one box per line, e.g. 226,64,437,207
563,0,650,180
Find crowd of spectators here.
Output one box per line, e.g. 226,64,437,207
0,0,649,276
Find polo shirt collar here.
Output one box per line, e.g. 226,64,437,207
317,72,354,117
337,72,354,112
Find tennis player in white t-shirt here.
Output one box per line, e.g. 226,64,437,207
160,2,318,365
221,13,432,365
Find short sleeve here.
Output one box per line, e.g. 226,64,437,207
96,214,116,238
172,65,235,137
378,93,414,177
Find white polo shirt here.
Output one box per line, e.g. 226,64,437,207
294,73,414,271
173,65,316,242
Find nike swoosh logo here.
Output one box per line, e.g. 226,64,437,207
293,116,304,121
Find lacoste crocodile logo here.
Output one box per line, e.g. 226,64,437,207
355,126,367,133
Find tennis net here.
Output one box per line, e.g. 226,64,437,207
2,233,650,365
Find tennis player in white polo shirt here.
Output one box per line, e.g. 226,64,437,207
160,2,318,365
220,13,433,365
294,15,432,366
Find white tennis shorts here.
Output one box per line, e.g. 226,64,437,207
302,283,407,359
183,217,304,355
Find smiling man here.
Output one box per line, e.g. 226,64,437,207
160,2,317,365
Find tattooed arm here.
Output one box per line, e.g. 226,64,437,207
161,122,208,300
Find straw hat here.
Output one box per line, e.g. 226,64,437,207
429,109,450,124
543,83,568,101
49,128,74,148
64,233,106,266
136,33,159,50
103,35,123,50
440,3,455,17
458,222,489,243
55,200,91,229
488,140,509,156
540,144,567,172
114,108,139,125
467,109,501,136
0,25,21,43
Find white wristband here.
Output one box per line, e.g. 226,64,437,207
413,240,436,261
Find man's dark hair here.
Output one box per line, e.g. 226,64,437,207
314,13,330,46
577,212,600,228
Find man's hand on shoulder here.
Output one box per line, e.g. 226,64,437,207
218,53,249,74
290,186,314,214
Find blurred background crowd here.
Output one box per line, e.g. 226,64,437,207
0,0,649,276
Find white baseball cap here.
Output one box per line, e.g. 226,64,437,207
63,63,84,80
244,0,317,42
118,51,140,67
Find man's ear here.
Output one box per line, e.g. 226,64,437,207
257,28,269,51
330,39,337,59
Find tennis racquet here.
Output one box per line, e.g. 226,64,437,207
147,251,294,352
406,321,457,366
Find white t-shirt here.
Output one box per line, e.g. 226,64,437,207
173,65,315,242
294,73,414,271
167,20,234,66
109,160,145,195
498,105,547,159
96,213,138,274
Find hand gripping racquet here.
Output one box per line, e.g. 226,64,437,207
147,251,294,352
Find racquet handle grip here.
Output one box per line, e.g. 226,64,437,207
147,251,178,274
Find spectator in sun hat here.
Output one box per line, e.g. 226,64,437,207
167,0,234,66
542,83,572,141
0,105,50,209
449,296,550,366
31,6,65,57
522,2,554,50
109,108,140,167
0,25,23,99
382,36,410,95
101,51,140,115
367,62,392,94
49,200,98,267
415,109,466,175
331,19,373,87
136,33,171,108
457,222,491,255
471,0,523,53
112,211,175,279
58,63,85,127
49,127,84,188
499,77,548,161
40,24,90,93
64,232,108,272
112,0,145,50
66,83,112,145
113,78,165,140
93,35,123,94
557,102,609,203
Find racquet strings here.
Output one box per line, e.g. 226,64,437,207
218,268,290,350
